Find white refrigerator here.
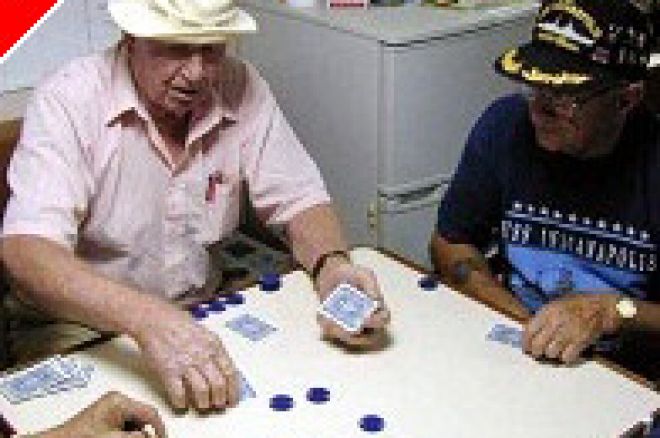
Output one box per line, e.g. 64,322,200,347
242,2,536,267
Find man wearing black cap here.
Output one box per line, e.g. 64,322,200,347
430,0,660,373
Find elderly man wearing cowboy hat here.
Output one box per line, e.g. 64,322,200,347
431,0,660,376
0,0,391,413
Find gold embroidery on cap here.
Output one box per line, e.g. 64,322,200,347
538,3,603,40
499,48,591,85
537,31,580,52
501,48,523,74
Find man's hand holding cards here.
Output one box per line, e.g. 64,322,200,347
314,260,391,348
318,282,389,349
319,283,378,333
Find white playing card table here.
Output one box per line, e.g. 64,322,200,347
1,248,658,437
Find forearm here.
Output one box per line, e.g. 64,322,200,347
429,231,530,321
0,235,171,337
286,203,349,273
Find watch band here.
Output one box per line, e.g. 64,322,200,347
311,250,351,283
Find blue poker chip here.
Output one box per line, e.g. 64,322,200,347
207,300,226,312
418,275,438,291
224,293,245,305
269,394,294,411
260,272,281,292
359,415,385,432
306,387,330,404
190,306,208,320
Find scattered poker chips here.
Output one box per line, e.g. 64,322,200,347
360,414,385,432
260,272,281,292
418,274,438,291
190,306,208,320
206,300,226,312
269,394,294,411
224,292,245,305
190,291,246,320
306,387,330,404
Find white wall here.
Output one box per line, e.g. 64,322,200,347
0,0,120,115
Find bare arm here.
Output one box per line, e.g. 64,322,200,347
1,235,239,412
0,235,166,337
286,203,349,282
429,231,530,321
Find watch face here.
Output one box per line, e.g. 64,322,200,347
616,298,637,319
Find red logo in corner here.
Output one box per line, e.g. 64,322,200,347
0,0,60,63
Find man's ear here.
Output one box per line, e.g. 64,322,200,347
617,82,644,112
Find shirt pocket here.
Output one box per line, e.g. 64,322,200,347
199,181,240,244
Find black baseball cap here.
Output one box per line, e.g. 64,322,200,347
494,0,655,94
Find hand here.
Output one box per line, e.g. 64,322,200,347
42,391,166,438
523,294,621,364
316,259,391,348
132,303,239,412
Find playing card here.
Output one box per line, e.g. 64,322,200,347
0,356,71,404
318,283,378,333
50,356,94,392
238,371,256,401
226,314,277,342
486,323,523,349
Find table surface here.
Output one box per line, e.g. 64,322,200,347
2,248,659,437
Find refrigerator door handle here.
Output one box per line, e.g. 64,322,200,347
380,181,448,214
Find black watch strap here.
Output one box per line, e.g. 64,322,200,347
311,250,351,283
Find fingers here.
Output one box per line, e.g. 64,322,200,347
200,359,227,410
522,308,551,352
183,336,237,411
215,354,239,407
561,335,591,364
353,269,379,300
141,312,239,413
104,432,146,438
162,372,187,411
523,301,600,364
319,316,384,348
364,307,391,329
183,366,211,411
525,318,562,358
102,392,168,438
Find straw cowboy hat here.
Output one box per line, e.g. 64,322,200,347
108,0,257,44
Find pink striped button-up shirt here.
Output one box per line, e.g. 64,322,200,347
2,45,330,299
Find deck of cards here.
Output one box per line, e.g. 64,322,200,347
318,283,378,333
0,355,94,404
486,323,523,349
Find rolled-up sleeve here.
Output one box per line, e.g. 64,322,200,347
1,87,92,248
242,83,330,225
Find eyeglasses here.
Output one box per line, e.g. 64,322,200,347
526,84,622,118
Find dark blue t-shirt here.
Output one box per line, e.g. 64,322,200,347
437,94,660,312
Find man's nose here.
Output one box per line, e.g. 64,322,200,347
183,52,204,81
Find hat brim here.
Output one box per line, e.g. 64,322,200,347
494,42,621,95
109,0,257,44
